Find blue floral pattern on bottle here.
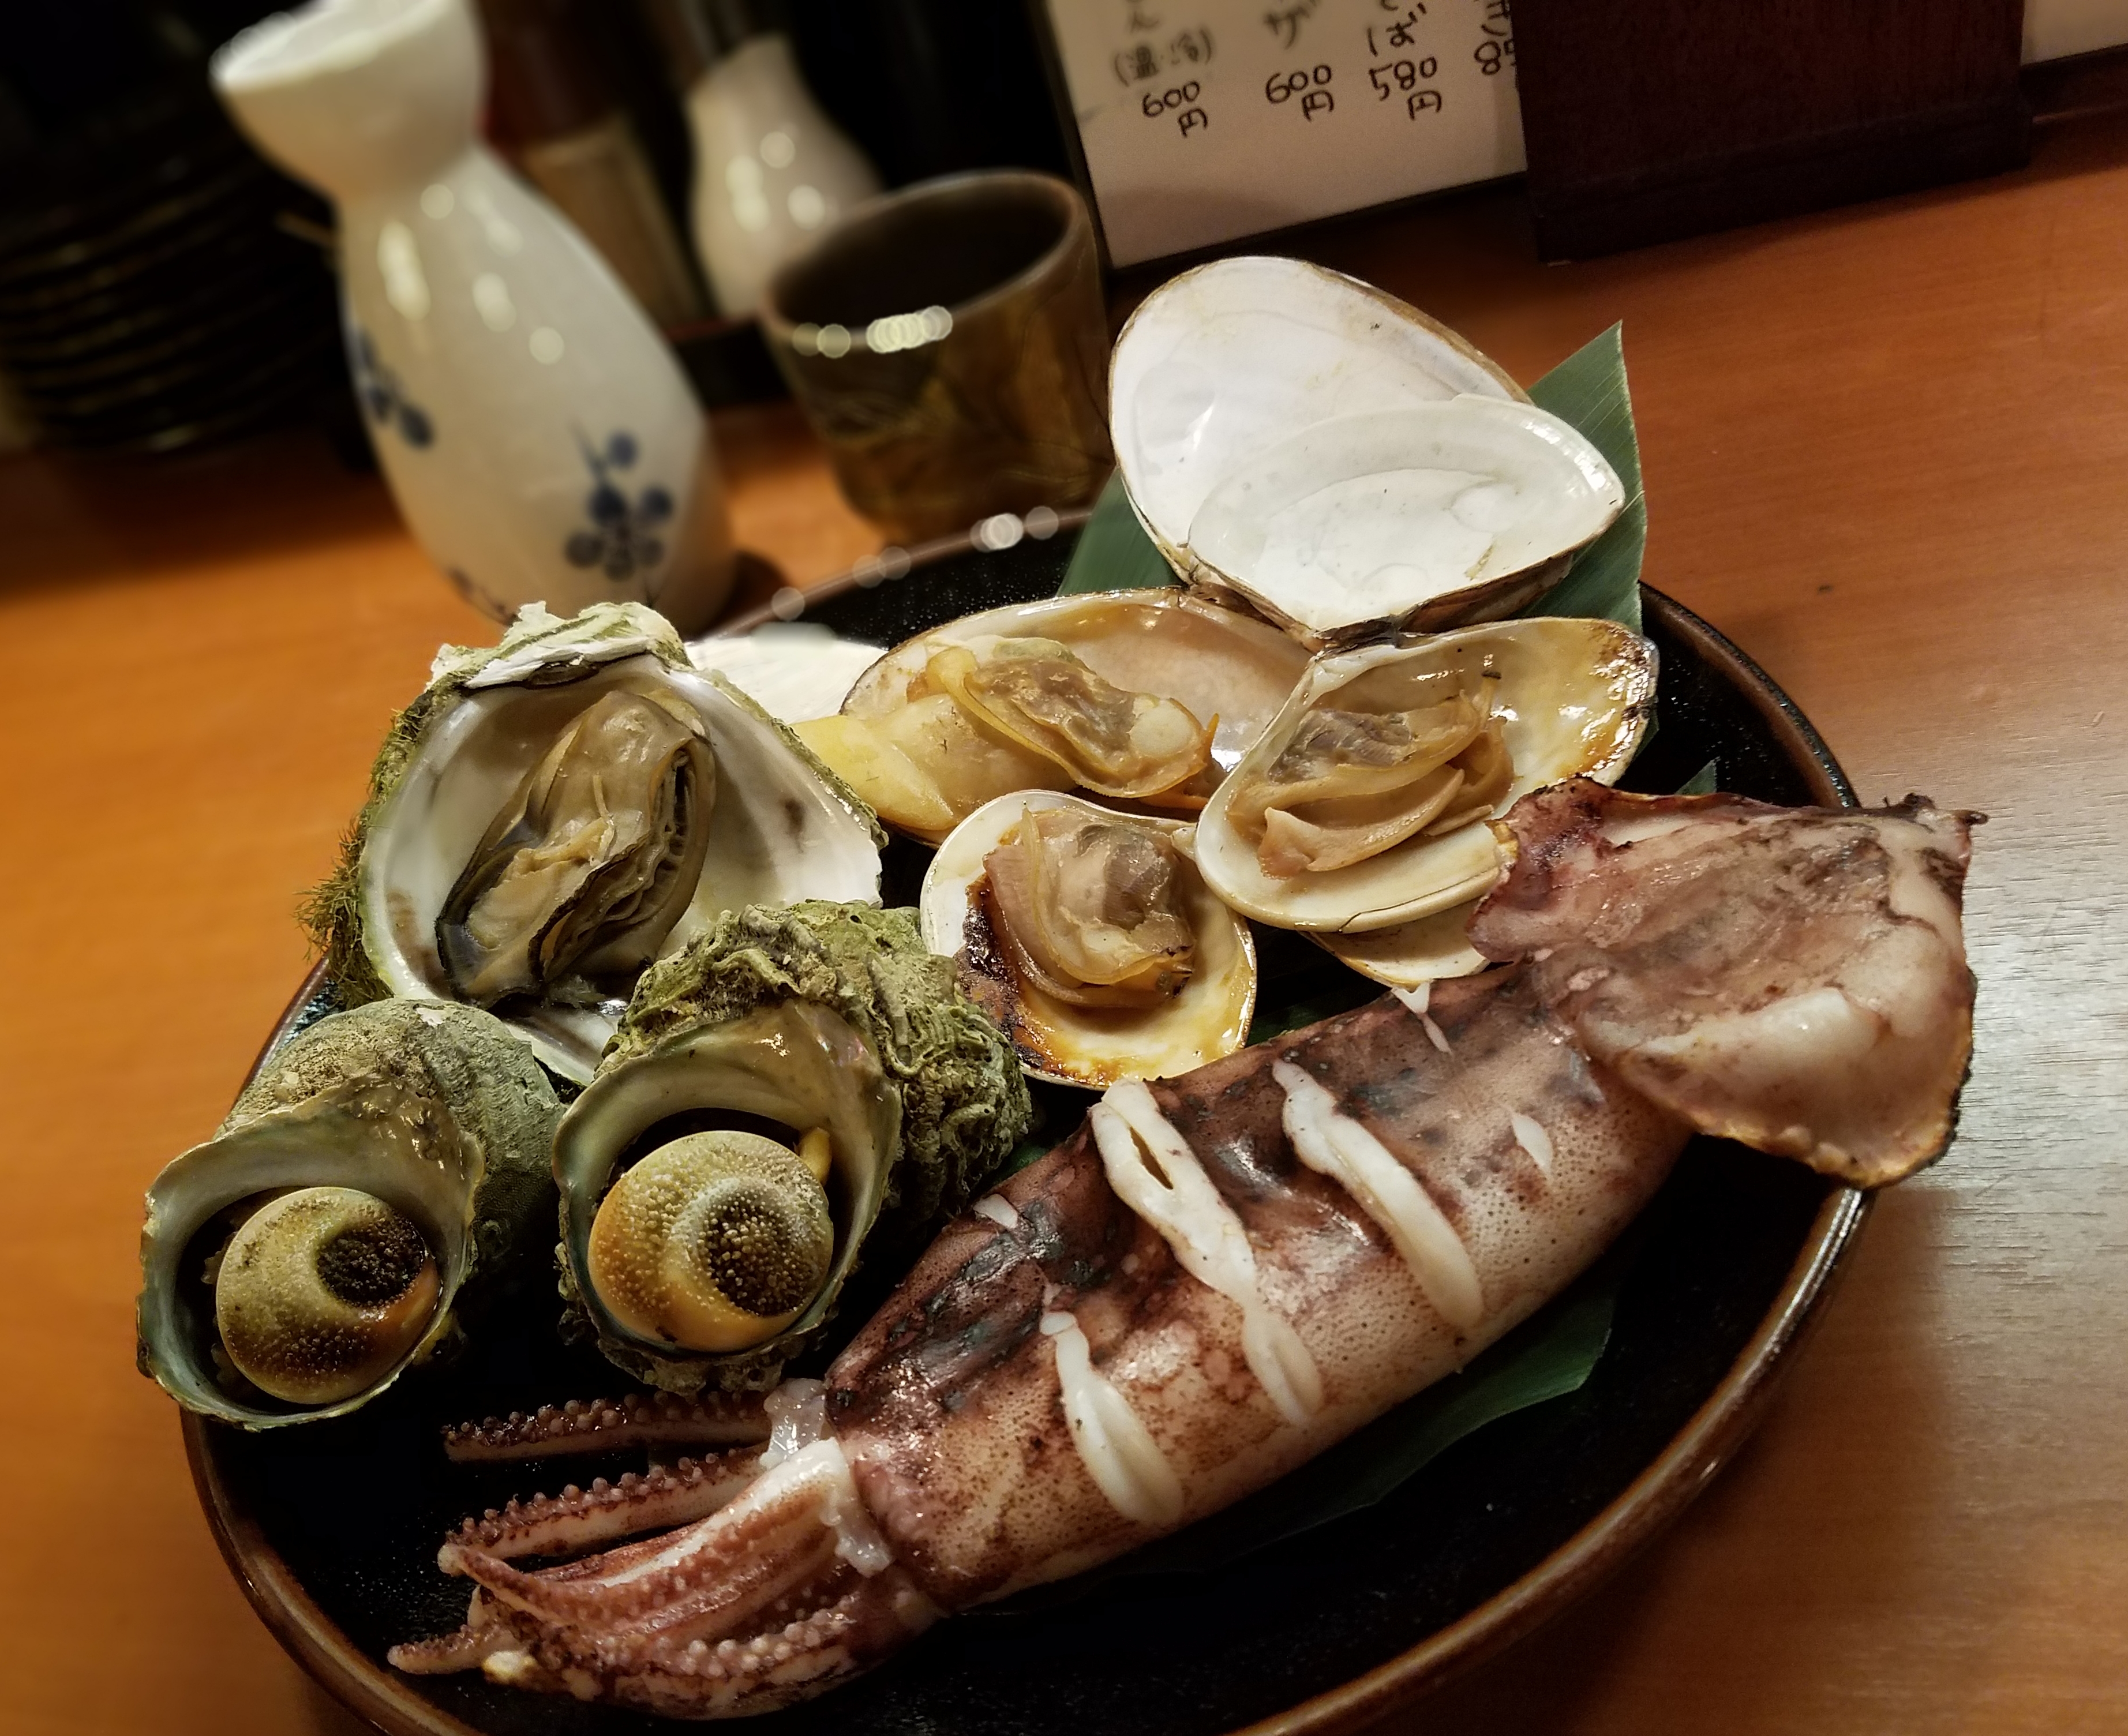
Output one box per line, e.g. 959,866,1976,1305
347,328,434,448
564,429,674,583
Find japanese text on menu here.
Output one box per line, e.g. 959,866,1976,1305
1047,0,1523,267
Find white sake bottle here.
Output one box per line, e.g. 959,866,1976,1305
212,0,736,631
648,0,882,315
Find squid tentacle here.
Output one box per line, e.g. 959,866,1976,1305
444,1447,767,1561
441,1392,769,1462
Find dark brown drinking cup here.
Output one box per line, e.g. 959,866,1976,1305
762,170,1112,544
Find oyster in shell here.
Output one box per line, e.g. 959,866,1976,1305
555,902,1029,1392
1110,257,1624,647
137,999,561,1427
921,792,1256,1087
309,602,884,1082
1193,618,1657,933
800,590,1309,843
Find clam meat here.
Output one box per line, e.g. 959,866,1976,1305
922,792,1256,1087
1194,618,1657,933
802,590,1308,843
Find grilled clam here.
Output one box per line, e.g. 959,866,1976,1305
1193,618,1658,933
137,999,560,1427
555,902,1029,1392
799,590,1309,843
308,602,883,1082
1109,257,1624,648
921,791,1256,1086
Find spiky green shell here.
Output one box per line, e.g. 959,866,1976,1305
137,999,563,1427
609,901,1031,1240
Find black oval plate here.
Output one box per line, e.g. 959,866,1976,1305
187,528,1863,1736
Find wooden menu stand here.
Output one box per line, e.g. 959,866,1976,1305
1512,0,2029,258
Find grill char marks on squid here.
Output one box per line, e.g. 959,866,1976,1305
827,974,1686,1610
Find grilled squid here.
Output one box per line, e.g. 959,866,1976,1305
394,786,1977,1716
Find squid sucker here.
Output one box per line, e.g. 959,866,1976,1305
389,781,1979,1717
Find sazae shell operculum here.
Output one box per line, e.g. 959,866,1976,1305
555,1002,902,1393
306,602,885,1083
136,999,561,1428
556,901,1032,1392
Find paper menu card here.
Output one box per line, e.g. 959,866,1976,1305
1042,0,1525,268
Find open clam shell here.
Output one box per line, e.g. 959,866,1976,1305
1193,618,1658,934
1111,256,1624,648
136,1000,560,1428
811,589,1310,845
1185,402,1626,650
1111,257,1524,574
921,791,1256,1087
323,603,883,1083
1314,901,1488,989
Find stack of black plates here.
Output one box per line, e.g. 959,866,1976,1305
0,28,344,455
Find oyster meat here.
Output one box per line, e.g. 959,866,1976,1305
310,602,884,1082
1194,618,1657,933
554,902,1030,1392
921,791,1256,1087
436,686,716,1006
803,590,1308,843
137,999,561,1427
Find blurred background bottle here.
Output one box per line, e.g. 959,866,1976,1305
477,0,709,330
641,0,879,318
0,0,1073,456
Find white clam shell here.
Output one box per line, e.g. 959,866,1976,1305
1193,619,1658,934
1111,256,1524,576
1110,256,1628,648
1185,401,1626,647
920,791,1257,1088
1314,901,1488,989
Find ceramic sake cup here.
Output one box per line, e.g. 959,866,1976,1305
762,171,1112,544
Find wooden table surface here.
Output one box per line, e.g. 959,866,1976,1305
5,106,2126,1736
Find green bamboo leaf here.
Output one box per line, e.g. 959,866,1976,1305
1678,759,1719,796
1058,469,1178,595
1524,323,1646,633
